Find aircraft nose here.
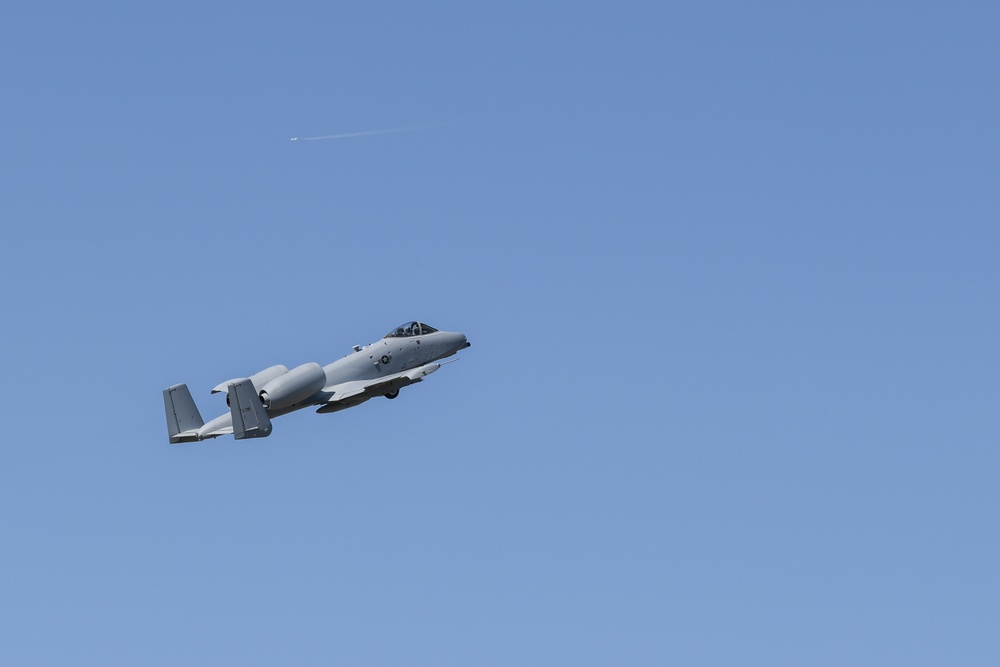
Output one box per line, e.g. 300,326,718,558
448,331,470,353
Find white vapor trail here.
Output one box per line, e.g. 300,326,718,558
290,125,439,141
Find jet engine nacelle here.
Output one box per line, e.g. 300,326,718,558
258,362,326,410
214,365,289,394
216,365,290,407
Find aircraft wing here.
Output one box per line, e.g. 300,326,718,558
316,362,448,413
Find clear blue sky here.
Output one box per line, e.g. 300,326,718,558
2,2,998,664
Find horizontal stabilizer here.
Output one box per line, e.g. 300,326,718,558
228,378,272,440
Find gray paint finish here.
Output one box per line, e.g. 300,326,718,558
162,322,470,443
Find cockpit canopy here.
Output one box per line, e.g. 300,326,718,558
384,321,439,338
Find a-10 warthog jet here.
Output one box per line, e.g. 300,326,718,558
163,321,470,443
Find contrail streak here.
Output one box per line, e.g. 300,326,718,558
290,125,439,141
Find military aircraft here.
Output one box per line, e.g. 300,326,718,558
163,321,470,443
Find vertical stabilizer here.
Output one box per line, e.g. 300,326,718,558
228,379,273,440
163,384,205,444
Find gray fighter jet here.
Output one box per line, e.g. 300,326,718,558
163,321,470,443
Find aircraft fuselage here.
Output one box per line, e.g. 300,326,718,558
164,322,470,442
